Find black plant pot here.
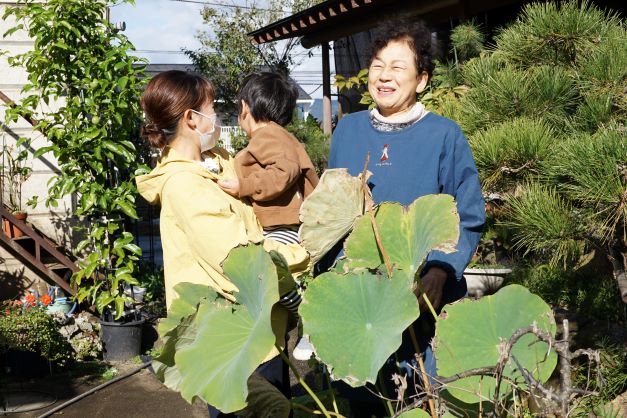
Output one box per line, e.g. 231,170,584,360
100,318,145,361
3,350,49,378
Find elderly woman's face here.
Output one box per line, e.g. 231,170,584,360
367,40,428,117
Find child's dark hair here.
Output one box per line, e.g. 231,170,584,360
370,18,440,79
236,72,299,126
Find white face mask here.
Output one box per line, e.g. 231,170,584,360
191,109,221,152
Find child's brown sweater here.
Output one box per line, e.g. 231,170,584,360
235,121,319,227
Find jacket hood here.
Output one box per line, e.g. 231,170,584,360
136,146,233,205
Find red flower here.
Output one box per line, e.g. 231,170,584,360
40,294,52,306
5,309,9,315
25,293,36,306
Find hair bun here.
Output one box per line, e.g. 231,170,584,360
141,123,168,149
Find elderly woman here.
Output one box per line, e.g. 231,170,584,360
326,18,485,412
136,70,308,417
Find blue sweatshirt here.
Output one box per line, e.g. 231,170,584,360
328,111,485,302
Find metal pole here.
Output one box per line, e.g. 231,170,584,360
321,42,332,135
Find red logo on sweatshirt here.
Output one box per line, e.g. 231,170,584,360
380,144,389,162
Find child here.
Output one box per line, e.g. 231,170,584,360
217,72,319,359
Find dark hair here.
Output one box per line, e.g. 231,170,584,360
236,72,299,127
140,70,215,148
370,18,439,79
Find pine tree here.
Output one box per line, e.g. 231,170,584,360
456,1,627,303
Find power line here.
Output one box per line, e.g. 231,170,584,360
166,0,291,13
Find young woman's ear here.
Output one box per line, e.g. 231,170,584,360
415,71,429,94
183,109,197,130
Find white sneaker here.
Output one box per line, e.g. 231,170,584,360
293,334,315,360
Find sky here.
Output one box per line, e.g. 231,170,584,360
109,0,333,99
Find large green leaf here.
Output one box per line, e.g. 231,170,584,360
157,282,217,336
434,284,557,404
174,244,280,412
299,168,373,264
398,409,431,418
345,195,459,275
300,270,419,387
153,313,199,392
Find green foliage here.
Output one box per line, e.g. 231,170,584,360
397,409,431,418
300,195,459,387
457,0,627,303
0,143,32,213
334,68,374,109
541,128,627,242
450,22,485,62
155,245,281,413
434,285,557,404
0,301,72,364
492,0,621,68
3,0,148,319
286,115,330,176
301,269,419,387
504,183,585,266
186,1,322,117
509,264,624,322
571,340,627,416
345,196,459,273
469,117,555,193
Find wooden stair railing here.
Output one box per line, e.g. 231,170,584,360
0,205,79,295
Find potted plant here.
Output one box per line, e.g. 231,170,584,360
464,197,512,297
0,144,32,238
0,296,71,377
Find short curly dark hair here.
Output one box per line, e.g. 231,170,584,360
370,18,440,79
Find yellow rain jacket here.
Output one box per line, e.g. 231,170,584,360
136,146,309,361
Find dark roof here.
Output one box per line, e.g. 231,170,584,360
141,63,312,101
249,0,526,48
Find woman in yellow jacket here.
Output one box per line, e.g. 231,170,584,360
135,70,308,417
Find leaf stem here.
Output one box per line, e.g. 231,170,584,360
323,366,340,415
408,327,436,418
276,345,332,418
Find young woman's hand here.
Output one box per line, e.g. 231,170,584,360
217,178,240,197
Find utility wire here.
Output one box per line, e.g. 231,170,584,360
166,0,291,13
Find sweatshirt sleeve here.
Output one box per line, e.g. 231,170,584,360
238,134,301,202
424,127,485,280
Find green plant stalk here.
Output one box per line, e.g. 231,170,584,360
323,367,340,415
276,345,332,418
376,370,395,416
291,403,345,417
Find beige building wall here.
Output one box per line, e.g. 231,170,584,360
1,1,78,298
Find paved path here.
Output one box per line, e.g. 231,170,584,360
3,329,315,418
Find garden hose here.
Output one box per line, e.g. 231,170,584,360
35,361,151,418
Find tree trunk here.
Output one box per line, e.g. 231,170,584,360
607,245,627,303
